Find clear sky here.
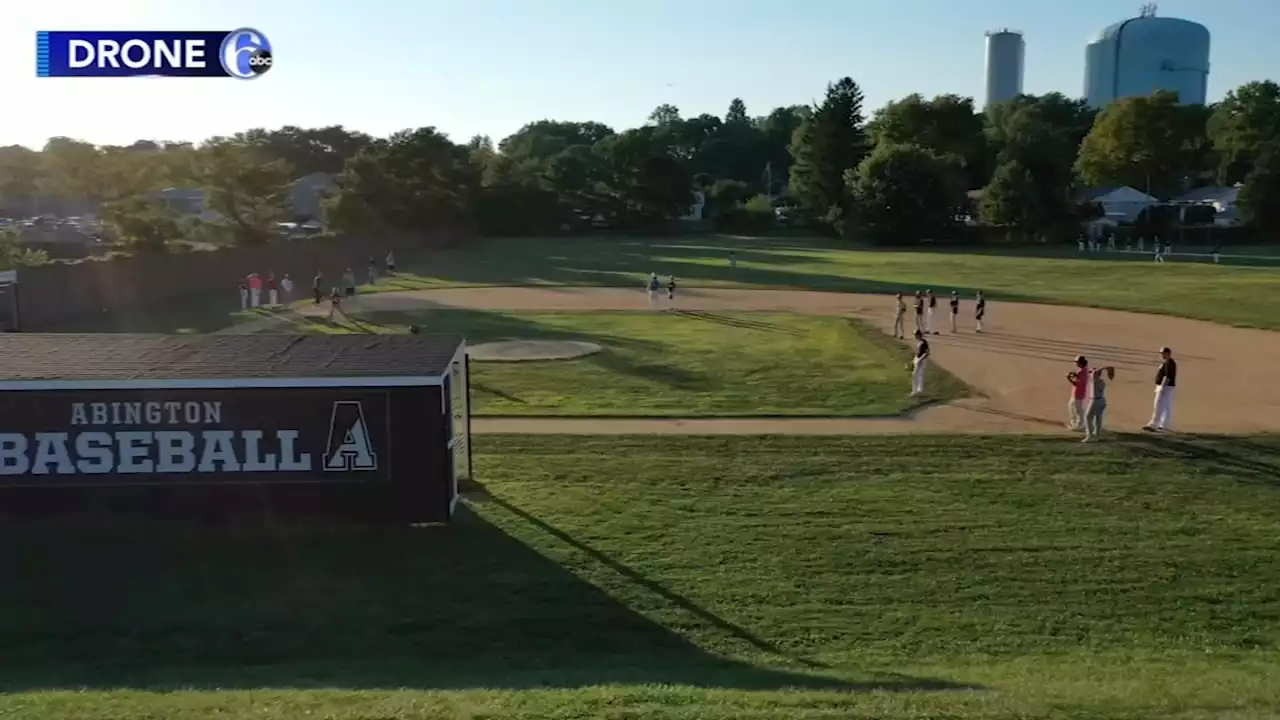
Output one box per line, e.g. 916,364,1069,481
2,0,1277,150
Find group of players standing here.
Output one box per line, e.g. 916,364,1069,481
894,289,985,339
899,289,986,397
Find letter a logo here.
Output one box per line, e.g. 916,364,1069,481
324,401,378,472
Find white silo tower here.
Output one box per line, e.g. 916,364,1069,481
985,29,1026,109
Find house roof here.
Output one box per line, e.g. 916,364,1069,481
1077,186,1155,202
293,172,337,191
0,333,464,382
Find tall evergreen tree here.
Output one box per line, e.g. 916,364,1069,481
725,98,749,125
788,77,868,228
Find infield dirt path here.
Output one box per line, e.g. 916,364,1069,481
236,287,1280,436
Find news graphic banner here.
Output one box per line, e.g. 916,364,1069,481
36,29,272,79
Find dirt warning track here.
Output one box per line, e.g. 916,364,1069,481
237,286,1280,436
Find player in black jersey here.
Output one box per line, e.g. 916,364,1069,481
974,290,986,333
910,329,930,396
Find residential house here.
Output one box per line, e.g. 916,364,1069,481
152,173,338,224
680,190,706,221
1173,185,1240,226
152,187,218,221
1077,186,1159,223
290,172,337,222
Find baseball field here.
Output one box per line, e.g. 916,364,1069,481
7,234,1280,719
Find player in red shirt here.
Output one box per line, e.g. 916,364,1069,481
1066,355,1089,431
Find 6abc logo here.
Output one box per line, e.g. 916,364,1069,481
219,28,272,80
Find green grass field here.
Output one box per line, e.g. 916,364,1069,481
369,235,1280,330
294,308,964,416
4,435,1278,719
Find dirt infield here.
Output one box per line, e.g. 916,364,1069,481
240,286,1280,436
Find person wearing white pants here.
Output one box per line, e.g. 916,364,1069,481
1066,355,1090,431
910,330,930,396
892,293,906,339
1144,347,1178,432
925,289,938,335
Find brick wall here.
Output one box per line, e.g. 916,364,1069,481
13,229,467,329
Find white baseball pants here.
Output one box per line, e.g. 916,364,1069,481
1149,386,1175,430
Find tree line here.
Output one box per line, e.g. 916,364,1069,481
2,77,1280,255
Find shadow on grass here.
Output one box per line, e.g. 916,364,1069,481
324,307,713,394
395,237,1043,304
1120,434,1280,488
0,505,975,694
674,310,807,337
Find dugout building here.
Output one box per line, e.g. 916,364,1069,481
0,333,471,524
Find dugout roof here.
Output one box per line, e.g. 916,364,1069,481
0,333,464,384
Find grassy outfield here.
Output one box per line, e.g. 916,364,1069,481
378,235,1280,330
3,435,1278,719
299,308,964,416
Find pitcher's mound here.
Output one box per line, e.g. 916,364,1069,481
468,339,603,362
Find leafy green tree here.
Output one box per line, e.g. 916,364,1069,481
647,104,682,126
498,121,615,166
465,134,499,183
1207,80,1280,184
594,126,692,227
1238,142,1280,230
1075,91,1209,198
661,113,723,163
229,125,373,176
986,93,1095,165
716,193,775,234
96,146,170,202
197,140,293,244
474,179,564,235
40,137,105,206
708,179,753,213
848,142,965,242
789,77,869,228
0,145,44,216
980,160,1043,234
0,226,50,269
984,94,1094,229
328,127,479,236
756,105,808,193
869,93,987,188
100,195,182,252
322,179,378,235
